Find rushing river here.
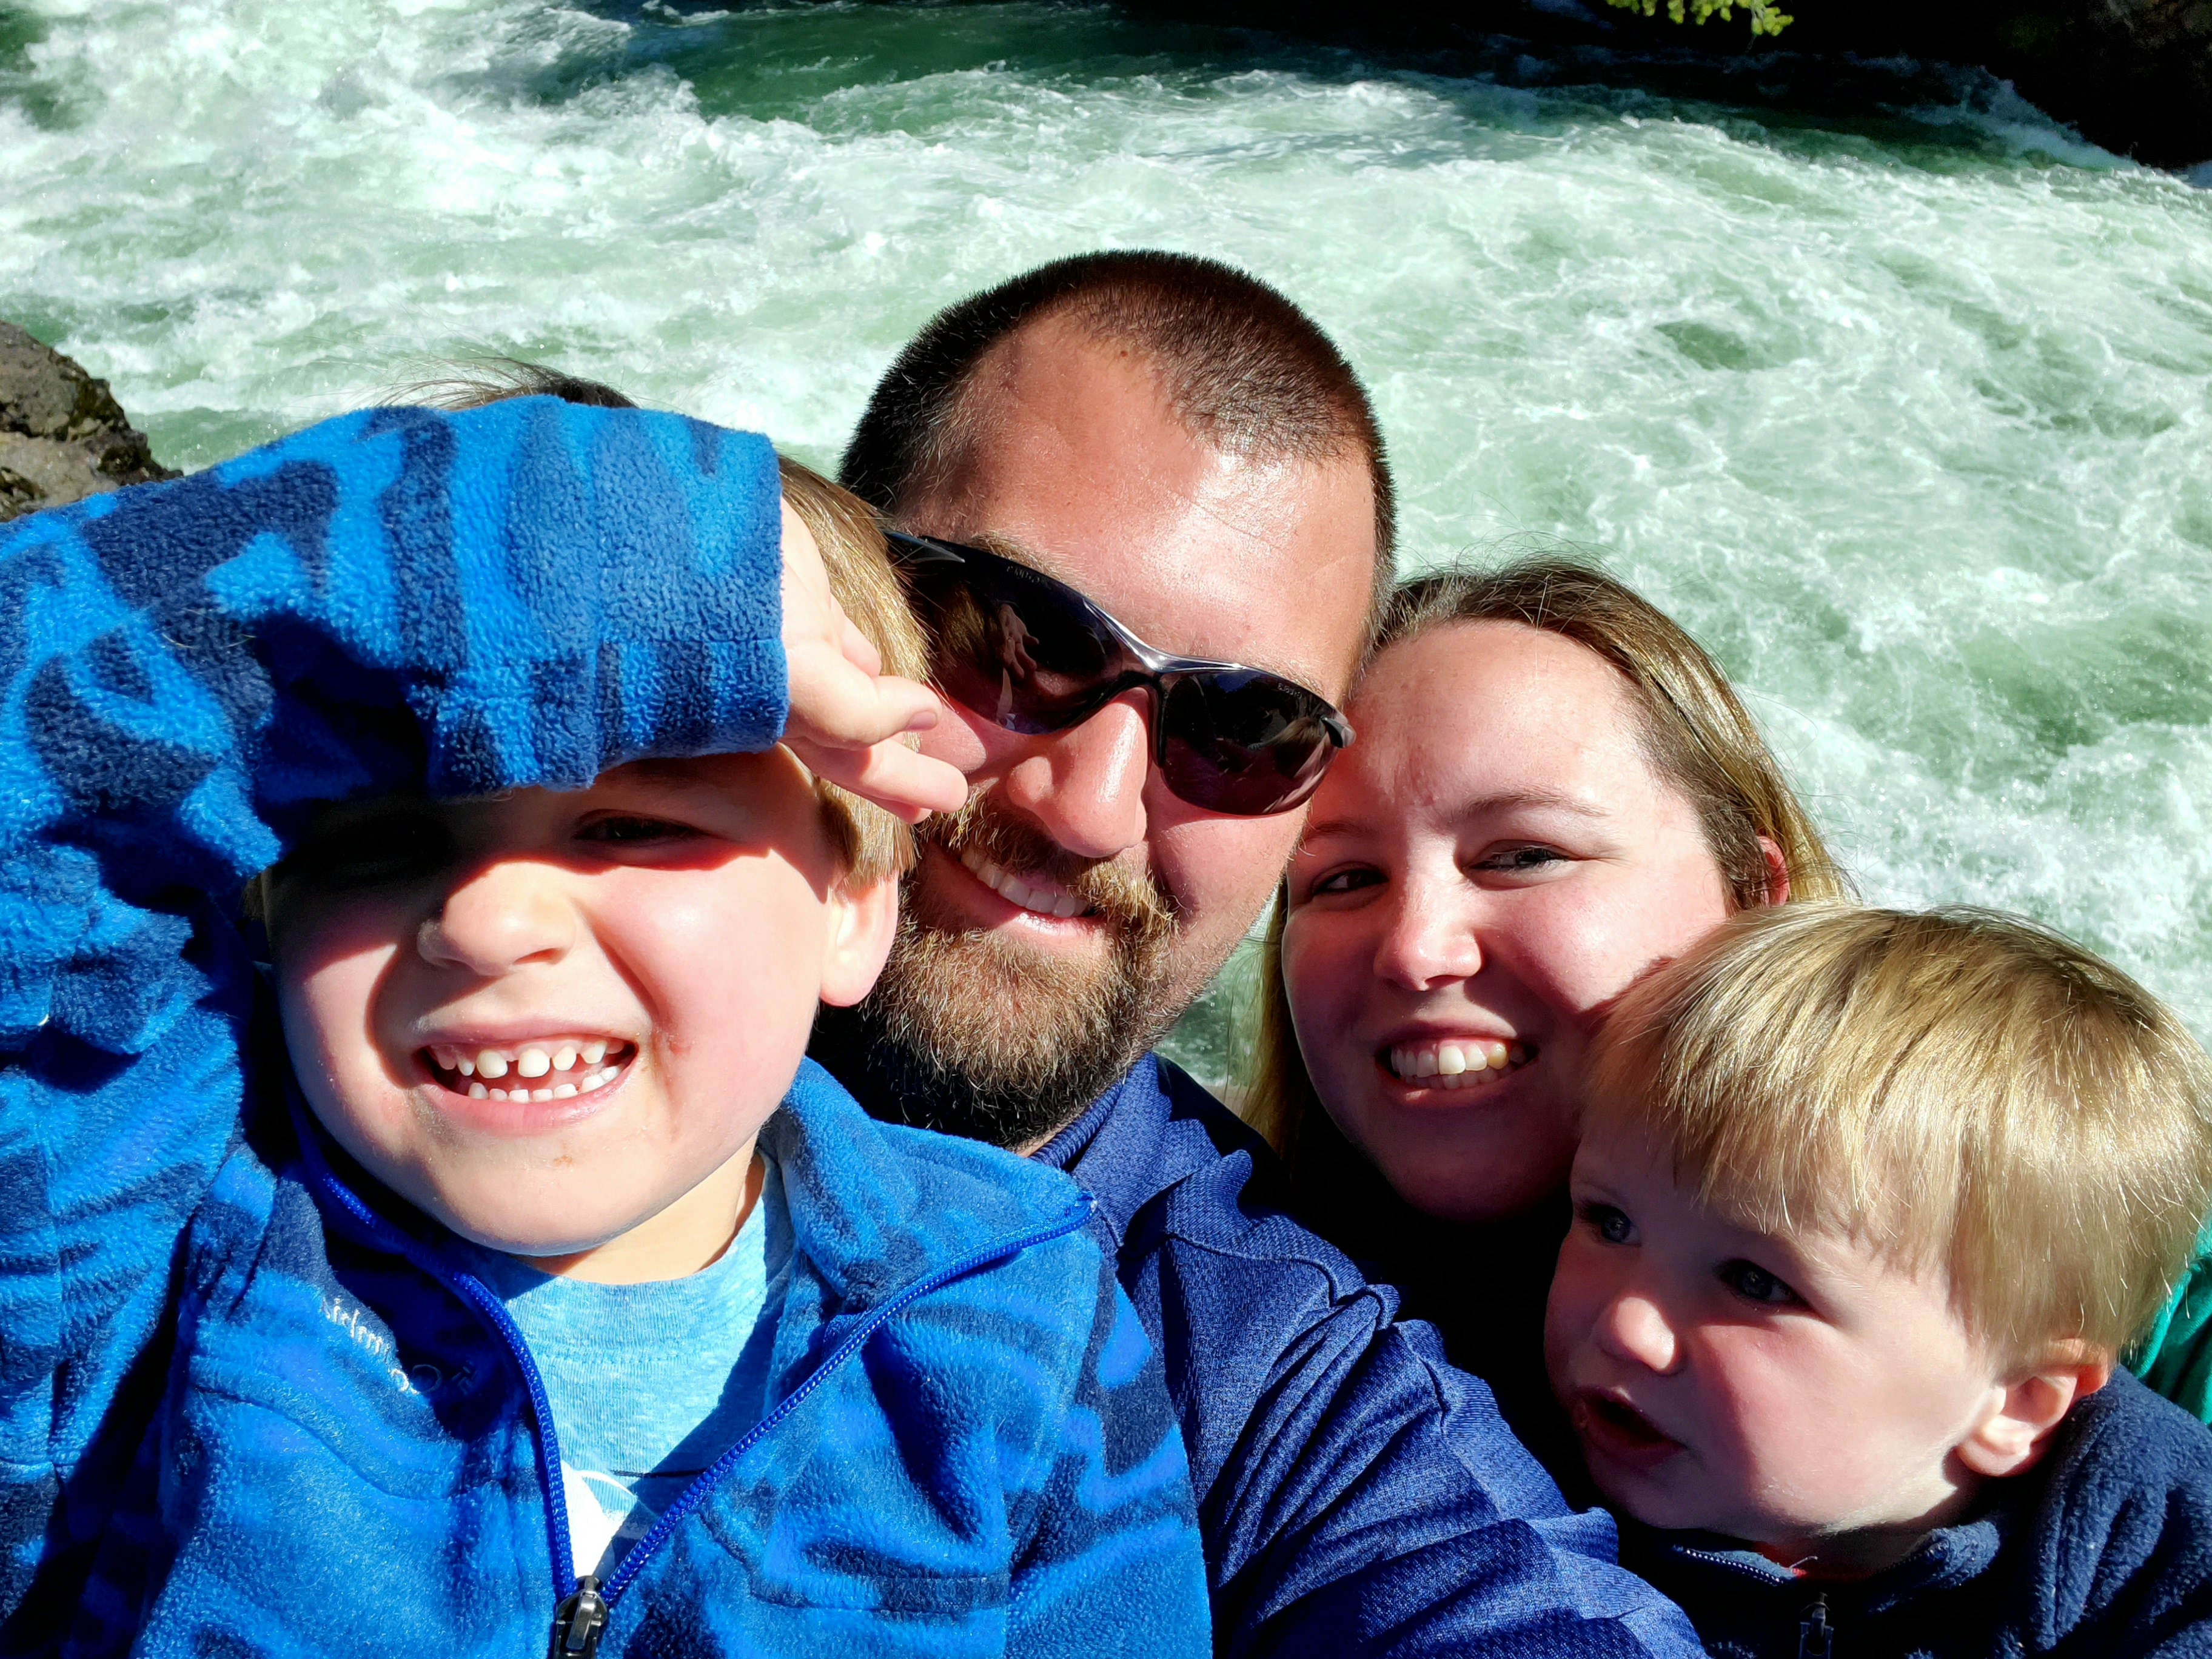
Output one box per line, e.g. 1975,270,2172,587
4,0,2210,1074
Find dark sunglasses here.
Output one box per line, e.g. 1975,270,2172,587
886,531,1355,817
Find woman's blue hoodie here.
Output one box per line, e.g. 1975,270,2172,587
0,399,1211,1658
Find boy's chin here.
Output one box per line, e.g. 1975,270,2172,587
417,1183,649,1261
384,1150,690,1261
401,1144,765,1280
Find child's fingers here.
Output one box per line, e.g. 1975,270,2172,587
789,648,939,745
838,612,885,679
778,502,964,816
791,729,970,820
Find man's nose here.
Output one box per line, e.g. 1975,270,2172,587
417,861,577,977
1372,884,1483,991
995,692,1151,862
1595,1289,1682,1376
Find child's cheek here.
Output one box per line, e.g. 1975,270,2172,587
1694,1332,1848,1529
271,902,415,1150
1542,1235,1599,1392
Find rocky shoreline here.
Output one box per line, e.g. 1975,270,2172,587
1141,0,2212,169
0,322,177,523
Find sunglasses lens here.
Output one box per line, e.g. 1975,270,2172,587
910,564,1119,734
1159,672,1343,816
896,537,1346,817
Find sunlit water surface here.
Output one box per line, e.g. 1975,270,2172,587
4,0,2209,1074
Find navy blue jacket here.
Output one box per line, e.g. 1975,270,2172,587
1624,1368,2212,1658
1016,1057,1703,1656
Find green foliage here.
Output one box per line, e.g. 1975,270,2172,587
1604,0,1794,38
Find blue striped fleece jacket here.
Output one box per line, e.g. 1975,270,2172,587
0,398,1211,1659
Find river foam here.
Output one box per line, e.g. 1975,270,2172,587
4,0,2208,1057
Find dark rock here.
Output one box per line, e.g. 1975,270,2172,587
0,320,179,523
1765,0,2212,168
1138,0,2212,169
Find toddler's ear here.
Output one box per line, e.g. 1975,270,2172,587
1956,1342,2113,1479
817,870,899,1008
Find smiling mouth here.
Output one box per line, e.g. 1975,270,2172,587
1381,1037,1536,1091
957,844,1099,920
419,1039,637,1103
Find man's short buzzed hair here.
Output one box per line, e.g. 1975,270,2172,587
841,250,1397,631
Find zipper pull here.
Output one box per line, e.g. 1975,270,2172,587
1797,1592,1833,1659
549,1575,609,1659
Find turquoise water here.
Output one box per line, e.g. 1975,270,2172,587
4,0,2208,1069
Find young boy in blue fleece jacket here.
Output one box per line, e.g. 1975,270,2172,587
0,394,1212,1658
1546,903,2212,1658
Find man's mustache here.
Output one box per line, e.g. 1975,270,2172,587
918,795,1178,941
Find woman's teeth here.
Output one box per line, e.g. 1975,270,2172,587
1387,1039,1533,1089
959,845,1090,919
426,1041,626,1102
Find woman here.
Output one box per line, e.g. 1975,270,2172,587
1241,557,1848,1480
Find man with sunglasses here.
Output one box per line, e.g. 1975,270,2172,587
813,252,1701,1657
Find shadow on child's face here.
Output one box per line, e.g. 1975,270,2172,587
263,751,871,1279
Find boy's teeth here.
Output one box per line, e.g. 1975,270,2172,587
445,1052,626,1104
433,1042,632,1101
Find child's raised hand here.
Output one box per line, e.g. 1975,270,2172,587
780,504,968,824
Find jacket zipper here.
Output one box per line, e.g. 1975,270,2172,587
1672,1547,1838,1659
300,1119,1096,1658
1797,1592,1833,1659
549,1577,609,1659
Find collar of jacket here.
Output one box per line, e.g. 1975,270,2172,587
290,1057,1096,1319
1033,1054,1299,1252
1632,1500,2013,1618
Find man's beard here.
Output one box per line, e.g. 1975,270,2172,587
838,793,1195,1150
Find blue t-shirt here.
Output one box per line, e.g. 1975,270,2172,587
468,1159,792,1577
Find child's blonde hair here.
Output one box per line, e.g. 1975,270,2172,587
1590,902,2212,1365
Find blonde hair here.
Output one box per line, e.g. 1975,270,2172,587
1590,902,2212,1364
1242,557,1848,1164
777,455,926,885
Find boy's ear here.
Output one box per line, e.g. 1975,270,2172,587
818,870,899,1008
1956,1341,2113,1479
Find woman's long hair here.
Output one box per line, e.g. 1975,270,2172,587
1240,557,1851,1167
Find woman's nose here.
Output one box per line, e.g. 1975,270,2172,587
1370,885,1483,991
1595,1290,1682,1376
417,861,577,977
